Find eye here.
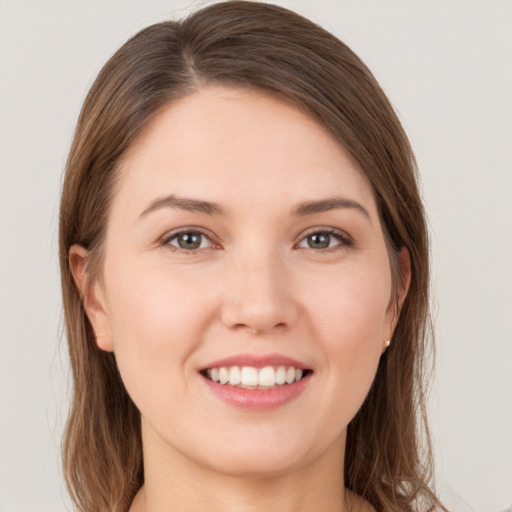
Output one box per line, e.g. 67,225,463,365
164,230,214,252
297,229,351,251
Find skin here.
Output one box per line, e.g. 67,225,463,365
70,86,410,512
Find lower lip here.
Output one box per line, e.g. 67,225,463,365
201,374,311,411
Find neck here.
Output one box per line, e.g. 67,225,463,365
130,426,364,512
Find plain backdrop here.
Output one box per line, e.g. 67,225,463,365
0,1,511,511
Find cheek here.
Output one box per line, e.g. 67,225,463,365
308,264,391,347
101,257,217,408
105,256,212,346
304,263,390,398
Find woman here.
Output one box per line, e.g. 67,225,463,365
59,2,445,511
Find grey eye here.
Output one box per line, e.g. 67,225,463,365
168,231,211,251
298,231,344,250
306,232,332,249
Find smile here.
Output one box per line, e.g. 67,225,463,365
202,365,310,389
199,354,313,410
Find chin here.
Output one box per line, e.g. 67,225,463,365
204,450,306,479
191,426,333,479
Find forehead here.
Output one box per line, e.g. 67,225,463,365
113,86,377,220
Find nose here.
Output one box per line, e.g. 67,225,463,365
220,249,299,335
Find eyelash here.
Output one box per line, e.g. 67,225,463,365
162,229,217,255
161,227,353,255
298,228,353,252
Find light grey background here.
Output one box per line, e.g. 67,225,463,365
1,1,511,511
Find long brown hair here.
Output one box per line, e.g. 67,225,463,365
59,2,444,511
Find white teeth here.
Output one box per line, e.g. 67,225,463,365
228,366,241,385
240,366,259,386
219,367,229,385
204,365,307,388
258,366,275,387
275,366,286,385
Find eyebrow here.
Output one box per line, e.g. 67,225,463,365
139,194,370,221
140,194,226,217
292,196,370,220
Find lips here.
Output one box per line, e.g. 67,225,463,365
199,354,312,410
201,353,310,371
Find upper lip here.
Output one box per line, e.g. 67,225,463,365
201,353,310,370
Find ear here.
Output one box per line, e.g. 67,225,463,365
384,246,412,346
396,246,411,314
69,244,114,352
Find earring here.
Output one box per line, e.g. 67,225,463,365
384,340,390,348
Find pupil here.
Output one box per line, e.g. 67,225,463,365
309,233,330,249
179,233,201,249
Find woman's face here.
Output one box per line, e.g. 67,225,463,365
77,86,405,478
